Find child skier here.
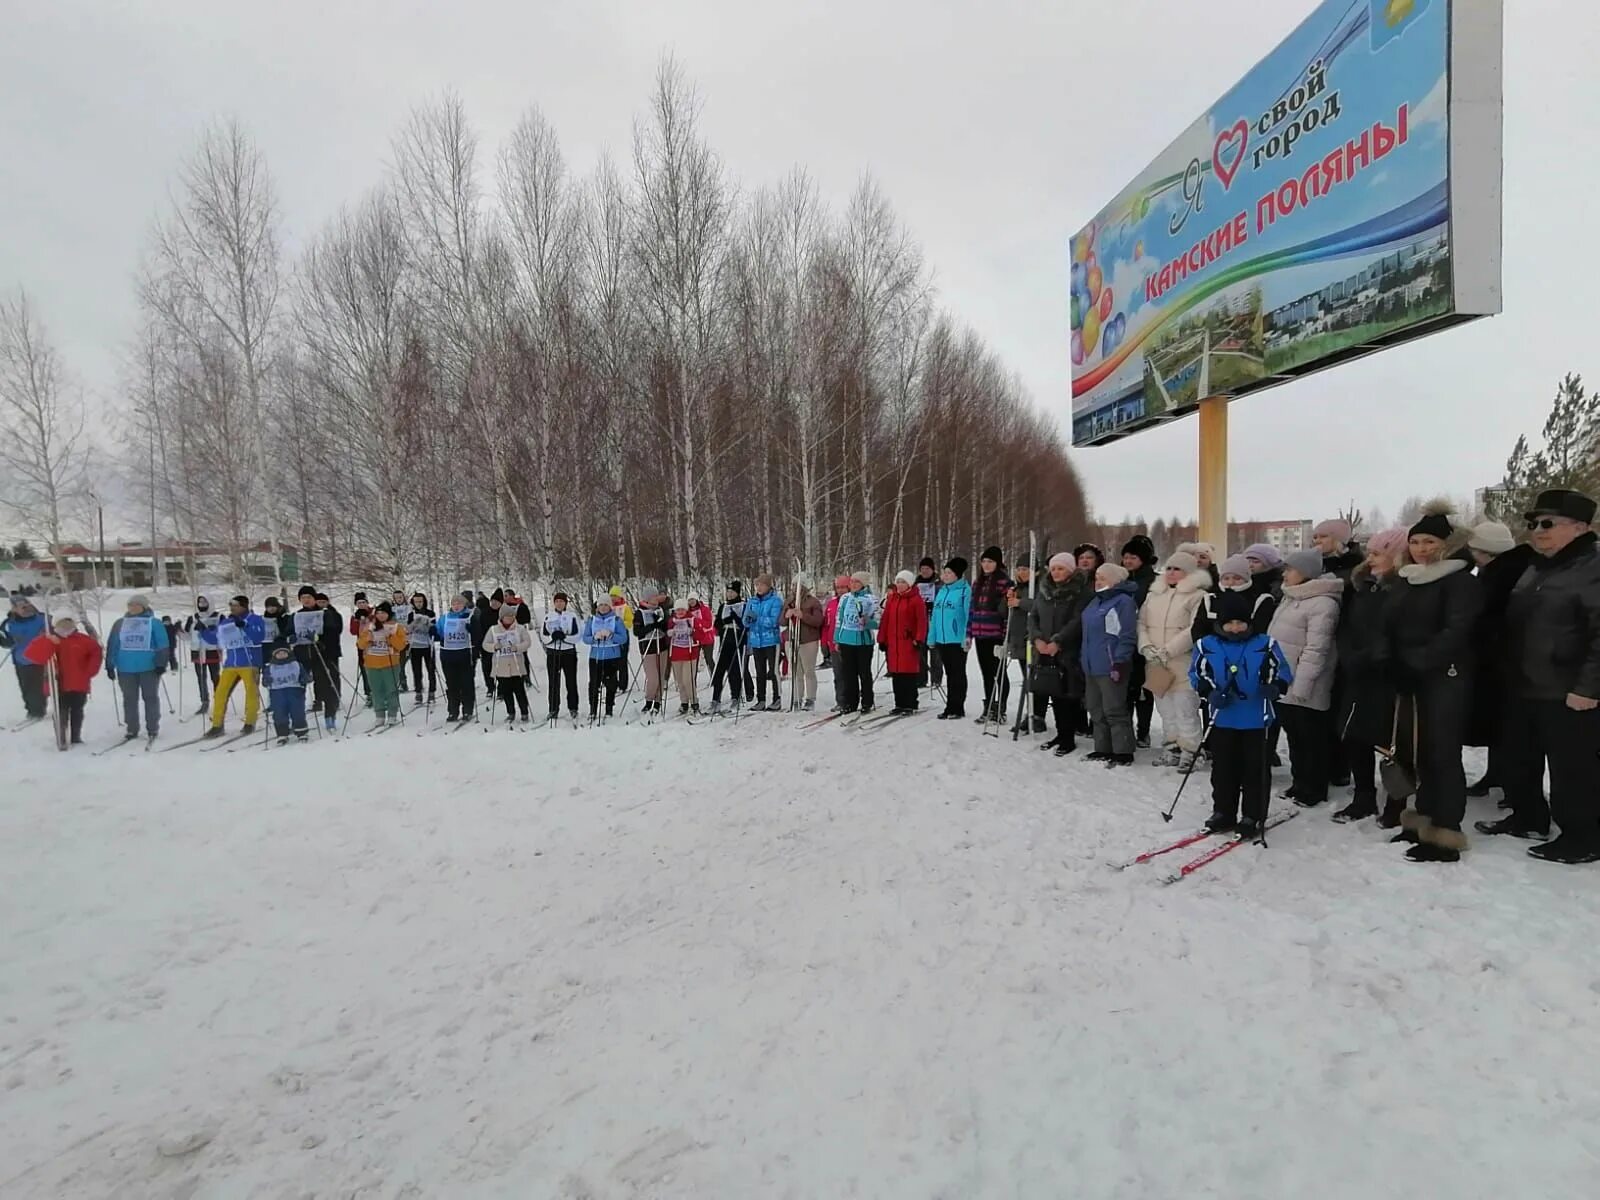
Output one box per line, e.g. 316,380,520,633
484,606,533,724
1191,589,1294,838
263,644,312,742
356,602,407,726
541,592,581,721
22,616,102,746
582,596,630,720
434,593,478,723
669,599,702,715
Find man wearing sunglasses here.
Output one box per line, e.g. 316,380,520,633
1499,489,1600,864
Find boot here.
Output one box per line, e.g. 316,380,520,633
1406,842,1460,863
709,700,723,715
802,699,815,712
202,726,224,739
679,703,689,716
1031,715,1048,734
1205,811,1236,834
1376,796,1405,829
1528,835,1600,865
241,722,255,734
325,716,337,732
1084,751,1111,762
1466,773,1495,798
1039,736,1060,752
1105,753,1135,768
1235,817,1262,839
691,703,702,715
1053,741,1076,757
1473,814,1549,840
194,703,209,716
1331,796,1378,823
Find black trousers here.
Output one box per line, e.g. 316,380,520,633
62,690,86,741
975,638,1008,714
306,652,340,719
588,658,621,715
751,645,779,704
891,674,919,710
409,646,437,695
440,650,475,719
191,660,220,705
701,645,714,672
935,643,967,713
1393,674,1470,832
836,643,875,711
711,644,744,704
479,650,495,692
919,639,942,688
1126,656,1153,740
496,676,529,719
14,663,46,718
1280,704,1332,805
546,651,578,714
1502,697,1600,843
1345,736,1377,804
1043,694,1081,746
1211,727,1269,822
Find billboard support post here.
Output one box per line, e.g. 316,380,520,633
1198,397,1228,551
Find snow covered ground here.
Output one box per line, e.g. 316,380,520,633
3,599,1599,1197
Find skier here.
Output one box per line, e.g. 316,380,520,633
504,586,534,678
484,605,533,724
744,574,784,711
540,592,581,721
105,595,171,743
355,601,407,726
205,596,266,738
929,558,971,720
582,595,629,719
970,547,1013,724
878,570,929,715
687,594,716,672
783,580,824,712
632,587,670,716
389,590,413,692
1080,563,1139,766
1192,589,1294,838
184,596,222,716
0,595,48,721
289,586,342,731
349,593,375,706
22,615,102,746
834,572,879,714
263,644,311,743
914,557,941,688
472,591,496,693
434,593,479,724
669,599,702,715
260,594,289,651
821,576,847,712
406,592,438,702
709,581,746,714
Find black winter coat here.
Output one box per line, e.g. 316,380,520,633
1005,580,1033,658
1504,532,1600,702
1338,565,1402,746
290,604,344,665
469,599,495,651
1322,547,1364,582
1382,557,1483,691
1249,567,1284,605
1466,543,1536,744
1028,571,1092,700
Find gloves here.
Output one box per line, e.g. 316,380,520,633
1109,663,1125,685
551,630,566,645
233,616,247,628
154,664,166,677
106,667,117,681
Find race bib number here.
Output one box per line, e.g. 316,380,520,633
392,605,411,624
217,622,249,652
670,620,695,649
118,617,153,652
266,662,302,690
493,632,521,658
440,619,471,650
292,611,323,643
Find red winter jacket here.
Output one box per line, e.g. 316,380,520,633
688,601,715,647
876,586,929,675
668,614,700,662
25,631,104,694
822,595,841,654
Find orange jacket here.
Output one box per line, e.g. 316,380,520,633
356,621,407,669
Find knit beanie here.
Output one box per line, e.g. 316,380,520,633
297,585,316,598
1366,528,1409,559
1121,535,1156,565
894,569,916,586
726,580,743,596
1408,500,1455,541
945,556,969,577
1218,554,1253,584
980,545,1005,567
1047,551,1076,572
552,591,568,603
127,594,150,612
1313,519,1352,543
1214,589,1258,628
53,616,76,634
1096,563,1130,588
1163,551,1198,575
1468,521,1516,556
608,585,624,598
1243,543,1283,569
850,571,871,586
1284,549,1324,581
918,556,937,572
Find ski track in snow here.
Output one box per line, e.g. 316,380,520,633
3,636,1600,1195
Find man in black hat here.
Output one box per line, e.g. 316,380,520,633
1490,489,1600,863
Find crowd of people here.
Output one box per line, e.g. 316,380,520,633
4,488,1598,866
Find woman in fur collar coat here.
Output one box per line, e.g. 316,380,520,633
1378,501,1484,863
1137,551,1210,767
1268,549,1345,808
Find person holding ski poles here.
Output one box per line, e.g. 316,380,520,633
105,595,171,743
1,595,49,721
23,615,102,746
784,580,825,712
710,581,747,714
834,572,879,715
688,594,716,672
434,593,478,724
822,576,847,711
291,585,343,732
356,602,408,727
484,605,533,725
582,595,629,720
744,574,784,711
185,595,222,715
878,570,929,715
633,587,671,717
204,596,266,738
970,547,1013,724
930,558,971,720
669,600,702,715
541,592,581,722
406,592,438,702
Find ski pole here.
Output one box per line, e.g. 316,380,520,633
1162,724,1214,823
338,658,363,736
160,675,175,714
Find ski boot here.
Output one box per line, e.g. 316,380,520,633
1204,811,1236,834
802,699,814,712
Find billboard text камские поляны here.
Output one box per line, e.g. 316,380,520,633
1069,0,1502,446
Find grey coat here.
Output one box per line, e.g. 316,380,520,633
1267,576,1343,710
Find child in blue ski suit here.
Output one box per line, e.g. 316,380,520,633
1191,588,1293,837
263,644,311,741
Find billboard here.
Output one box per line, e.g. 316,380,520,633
1070,0,1502,446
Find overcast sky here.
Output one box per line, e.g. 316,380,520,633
1,0,1587,530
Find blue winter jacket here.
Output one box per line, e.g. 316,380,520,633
107,614,172,675
0,610,47,659
216,612,267,669
434,611,476,653
833,588,878,646
928,579,971,645
1190,633,1294,731
582,612,630,661
1078,581,1139,678
264,660,311,691
743,590,784,649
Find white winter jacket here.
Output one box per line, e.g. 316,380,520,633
1267,575,1343,710
1137,570,1210,691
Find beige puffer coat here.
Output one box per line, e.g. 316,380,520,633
1136,569,1210,691
1267,576,1343,710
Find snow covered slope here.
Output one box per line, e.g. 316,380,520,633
2,661,1597,1197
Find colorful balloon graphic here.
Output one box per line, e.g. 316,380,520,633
1133,239,1144,260
1070,291,1082,331
1073,237,1089,265
1070,329,1084,365
1082,308,1102,358
1098,286,1114,321
1071,261,1084,292
1087,265,1103,303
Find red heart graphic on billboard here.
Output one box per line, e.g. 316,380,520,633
1212,120,1249,190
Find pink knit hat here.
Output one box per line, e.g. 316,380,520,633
1366,528,1410,559
1313,519,1352,542
833,574,852,590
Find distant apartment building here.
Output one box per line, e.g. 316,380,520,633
1254,520,1313,555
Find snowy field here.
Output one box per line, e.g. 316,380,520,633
3,610,1600,1197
